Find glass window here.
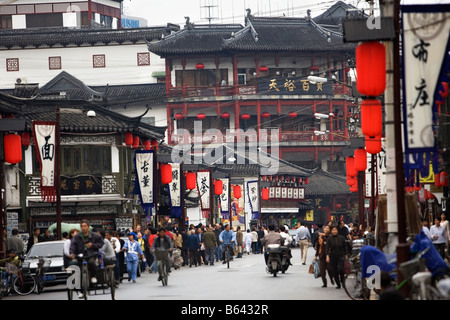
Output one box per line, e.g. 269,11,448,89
26,13,63,28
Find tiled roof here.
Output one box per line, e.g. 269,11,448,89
304,169,350,196
0,91,166,139
0,26,167,49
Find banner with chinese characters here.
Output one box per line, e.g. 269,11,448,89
168,163,182,218
246,181,259,220
365,138,387,196
32,121,56,202
218,178,229,219
61,176,102,195
257,76,333,95
231,184,245,225
196,170,210,218
134,150,154,216
401,5,450,153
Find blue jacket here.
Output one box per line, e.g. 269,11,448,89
186,233,200,250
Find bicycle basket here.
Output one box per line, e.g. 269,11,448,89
5,263,19,275
399,258,426,281
155,250,169,261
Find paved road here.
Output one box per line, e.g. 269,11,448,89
3,247,350,301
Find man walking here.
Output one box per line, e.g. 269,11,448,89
235,226,244,258
203,227,217,266
6,229,24,257
295,222,311,265
186,228,200,267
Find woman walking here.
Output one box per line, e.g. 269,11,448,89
314,225,334,287
325,226,348,289
123,232,144,283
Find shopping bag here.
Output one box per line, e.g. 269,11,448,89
313,260,321,279
308,263,314,274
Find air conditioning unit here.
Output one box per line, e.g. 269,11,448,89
16,77,27,84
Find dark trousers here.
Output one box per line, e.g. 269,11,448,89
434,243,446,260
329,255,345,287
189,249,198,266
181,247,188,265
319,257,334,286
252,242,257,254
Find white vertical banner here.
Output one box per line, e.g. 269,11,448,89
135,150,154,215
32,121,56,202
246,181,259,218
218,178,229,218
168,163,181,207
378,138,388,195
197,170,210,210
402,7,450,152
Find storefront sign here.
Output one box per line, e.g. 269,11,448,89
258,76,333,95
134,150,154,216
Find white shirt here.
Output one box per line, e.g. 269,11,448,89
63,239,71,257
244,233,253,244
422,226,431,240
430,225,447,244
109,236,121,254
280,232,292,246
441,220,449,242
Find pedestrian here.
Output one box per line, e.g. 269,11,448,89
148,228,158,273
180,228,188,266
326,226,348,289
421,218,432,240
213,224,223,262
257,227,265,254
280,226,292,247
337,220,349,238
440,213,450,259
312,224,324,249
63,228,79,268
122,232,144,283
196,227,205,265
186,228,200,267
295,222,311,265
235,226,244,258
203,226,217,265
251,227,258,254
244,229,253,255
314,225,334,288
27,227,43,253
136,231,147,273
98,229,117,267
349,223,363,240
6,229,24,257
41,229,54,242
430,218,447,260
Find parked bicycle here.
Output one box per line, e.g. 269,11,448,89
0,263,19,299
344,253,370,300
13,257,51,296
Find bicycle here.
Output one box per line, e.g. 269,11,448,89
67,254,90,300
0,263,18,299
11,262,36,296
222,243,234,269
155,249,170,286
344,253,370,300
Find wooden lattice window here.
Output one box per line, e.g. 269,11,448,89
93,54,106,68
6,58,19,72
137,52,150,66
49,56,62,70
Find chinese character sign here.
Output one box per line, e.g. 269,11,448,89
402,6,450,152
168,163,182,218
135,150,154,215
246,181,259,220
197,170,211,218
258,76,333,95
218,178,229,219
32,121,56,202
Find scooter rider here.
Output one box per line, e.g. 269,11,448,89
260,224,284,264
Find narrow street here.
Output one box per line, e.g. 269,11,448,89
2,247,349,301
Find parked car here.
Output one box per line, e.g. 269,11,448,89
24,241,69,286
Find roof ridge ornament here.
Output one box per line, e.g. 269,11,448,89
184,16,194,30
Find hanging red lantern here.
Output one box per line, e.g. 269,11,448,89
125,132,133,146
335,203,342,210
288,112,297,119
365,135,382,155
161,164,173,184
197,113,206,120
259,66,268,73
304,178,309,185
143,140,151,150
346,156,358,178
151,139,158,151
4,133,22,164
233,185,241,199
310,66,319,72
214,180,223,195
354,148,367,172
356,41,386,97
414,185,421,192
186,172,196,190
132,136,140,149
262,188,269,200
350,185,358,193
174,113,184,120
435,172,441,188
221,112,230,120
261,112,271,119
21,132,30,147
440,171,448,187
241,113,250,121
195,63,205,70
361,99,382,138
347,176,357,187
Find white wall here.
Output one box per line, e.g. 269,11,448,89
0,43,166,88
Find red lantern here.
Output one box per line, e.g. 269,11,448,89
354,148,367,172
261,112,271,119
356,41,386,97
161,164,173,184
310,66,319,72
174,113,184,120
365,135,382,155
241,114,250,121
132,136,140,149
414,185,421,192
4,133,22,164
125,132,133,146
435,172,441,188
151,139,158,151
233,185,241,199
440,171,448,187
214,180,223,195
346,156,358,178
262,188,269,200
21,132,30,147
186,172,196,190
197,113,206,120
350,185,358,193
335,203,342,210
361,99,382,138
221,112,230,120
304,178,309,185
347,176,357,187
143,140,151,150
288,112,297,119
259,66,268,73
195,63,204,70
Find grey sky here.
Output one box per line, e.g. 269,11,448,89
124,0,450,27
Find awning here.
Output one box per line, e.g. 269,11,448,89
151,71,166,78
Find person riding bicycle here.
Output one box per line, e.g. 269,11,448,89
0,249,20,268
69,220,104,287
219,224,236,264
151,227,173,281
